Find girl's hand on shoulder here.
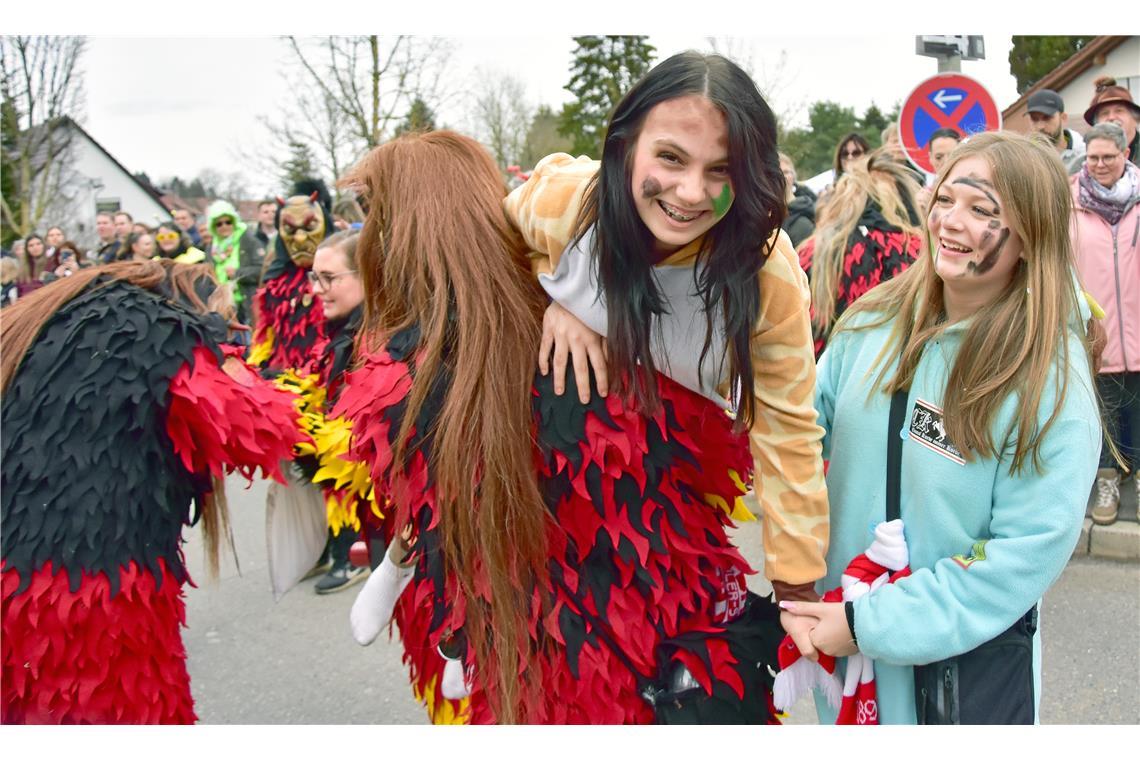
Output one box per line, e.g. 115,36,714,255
781,600,859,658
538,301,608,404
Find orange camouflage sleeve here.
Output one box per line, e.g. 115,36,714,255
743,231,829,601
502,153,598,276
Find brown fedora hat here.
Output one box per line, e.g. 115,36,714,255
1084,76,1140,125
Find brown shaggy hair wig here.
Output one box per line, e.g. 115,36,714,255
342,130,549,723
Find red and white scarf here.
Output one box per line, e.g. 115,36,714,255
773,520,911,724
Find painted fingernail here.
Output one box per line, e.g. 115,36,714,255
778,601,793,610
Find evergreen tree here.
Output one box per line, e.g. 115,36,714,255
280,139,319,189
1,99,22,247
395,97,437,136
1009,36,1096,94
521,105,575,169
559,36,656,157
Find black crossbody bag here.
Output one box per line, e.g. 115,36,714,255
549,573,782,724
885,390,1038,725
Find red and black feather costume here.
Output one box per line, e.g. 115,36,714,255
1,280,304,724
251,264,325,374
336,325,781,724
798,202,923,357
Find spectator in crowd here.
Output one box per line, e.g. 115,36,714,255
173,208,202,247
121,231,157,262
1,256,19,307
927,127,961,175
17,234,48,297
132,222,153,237
44,226,66,270
1085,76,1140,164
8,239,24,260
52,240,87,279
1070,121,1140,526
113,211,134,243
252,200,277,248
155,221,207,264
331,196,365,231
779,152,816,248
197,219,213,253
818,132,873,208
206,200,264,325
799,149,924,356
834,132,871,182
95,212,121,263
881,123,906,161
1025,89,1085,174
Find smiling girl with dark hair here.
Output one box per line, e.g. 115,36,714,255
504,50,827,723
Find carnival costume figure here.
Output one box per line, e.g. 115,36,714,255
248,179,333,376
1,260,306,723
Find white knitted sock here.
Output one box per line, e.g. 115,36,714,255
349,547,414,646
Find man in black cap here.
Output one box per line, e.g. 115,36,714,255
1025,89,1085,174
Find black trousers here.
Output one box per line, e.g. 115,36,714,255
1098,372,1140,470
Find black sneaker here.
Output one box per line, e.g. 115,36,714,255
314,564,370,595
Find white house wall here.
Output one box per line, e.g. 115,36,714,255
1059,38,1140,135
64,127,170,249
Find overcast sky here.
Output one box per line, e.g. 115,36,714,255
11,3,1060,197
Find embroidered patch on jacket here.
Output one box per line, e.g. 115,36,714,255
908,398,965,465
952,539,989,569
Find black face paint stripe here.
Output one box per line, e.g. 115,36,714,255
967,228,1009,276
641,176,662,199
951,177,1000,212
988,219,1001,229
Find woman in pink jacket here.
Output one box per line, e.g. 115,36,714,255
1071,122,1140,525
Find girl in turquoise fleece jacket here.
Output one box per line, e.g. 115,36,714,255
782,132,1102,724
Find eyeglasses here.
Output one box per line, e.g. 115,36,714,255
155,232,181,243
215,219,234,227
841,148,865,159
1086,153,1123,166
306,270,357,289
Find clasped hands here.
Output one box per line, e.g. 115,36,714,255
780,601,859,659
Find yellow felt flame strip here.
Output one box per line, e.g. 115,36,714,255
415,675,470,725
247,326,275,367
703,468,757,523
273,369,380,533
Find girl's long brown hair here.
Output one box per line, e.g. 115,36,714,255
1,258,237,573
343,130,549,723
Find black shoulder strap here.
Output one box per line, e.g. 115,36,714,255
886,389,909,522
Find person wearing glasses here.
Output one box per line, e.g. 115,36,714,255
204,200,265,328
818,133,872,208
287,230,371,594
154,221,207,264
1071,121,1140,526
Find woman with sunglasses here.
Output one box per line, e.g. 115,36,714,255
205,201,265,326
155,221,207,264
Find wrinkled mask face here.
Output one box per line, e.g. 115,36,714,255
278,194,326,268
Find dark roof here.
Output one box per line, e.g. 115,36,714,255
1002,36,1132,119
56,116,171,212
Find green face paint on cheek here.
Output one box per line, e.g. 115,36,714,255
713,183,733,219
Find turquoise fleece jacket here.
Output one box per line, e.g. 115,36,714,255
813,312,1100,724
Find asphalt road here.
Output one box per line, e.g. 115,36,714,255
182,474,1139,724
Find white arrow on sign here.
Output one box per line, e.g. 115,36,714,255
933,89,963,110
